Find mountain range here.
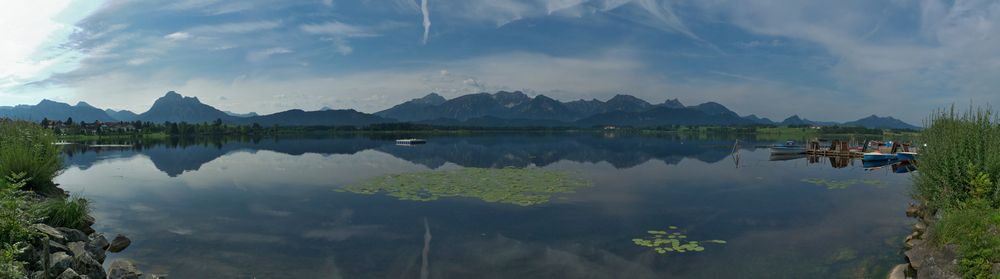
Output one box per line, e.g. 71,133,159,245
0,90,921,129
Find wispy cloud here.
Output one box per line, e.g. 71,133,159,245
300,21,378,37
164,32,192,41
189,20,282,34
421,0,431,44
247,47,292,61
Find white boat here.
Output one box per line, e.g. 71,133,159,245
395,139,426,145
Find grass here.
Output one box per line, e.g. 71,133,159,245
0,120,63,190
913,107,1000,278
35,196,91,230
0,121,92,278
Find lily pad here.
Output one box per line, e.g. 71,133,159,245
631,227,726,254
339,167,591,206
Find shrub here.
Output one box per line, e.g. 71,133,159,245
35,196,90,230
0,173,36,278
913,107,1000,209
0,121,63,190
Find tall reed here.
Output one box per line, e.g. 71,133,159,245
0,120,62,190
913,106,1000,209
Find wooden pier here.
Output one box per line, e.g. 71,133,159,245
805,139,863,158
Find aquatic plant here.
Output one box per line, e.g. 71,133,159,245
339,167,591,206
800,178,884,190
630,227,726,254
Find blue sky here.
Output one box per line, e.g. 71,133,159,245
2,0,999,123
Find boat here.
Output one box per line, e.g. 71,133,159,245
770,141,805,155
395,138,427,145
896,152,918,161
893,161,918,173
769,153,806,161
863,159,897,169
863,152,897,161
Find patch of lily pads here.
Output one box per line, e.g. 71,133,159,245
800,178,885,190
338,167,591,206
631,226,726,254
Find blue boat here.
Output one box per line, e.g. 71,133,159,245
863,152,897,161
896,152,917,161
863,159,896,169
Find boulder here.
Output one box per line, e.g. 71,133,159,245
57,228,88,243
49,252,73,274
108,234,131,253
905,240,961,279
34,224,65,242
72,252,106,279
108,259,143,279
85,234,108,263
886,264,908,279
67,241,86,257
48,240,70,254
56,268,81,279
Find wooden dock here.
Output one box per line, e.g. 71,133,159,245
805,139,863,158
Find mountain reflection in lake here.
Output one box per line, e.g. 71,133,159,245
55,134,913,278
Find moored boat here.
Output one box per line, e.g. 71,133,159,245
896,151,917,161
770,141,805,155
395,138,427,145
863,152,896,161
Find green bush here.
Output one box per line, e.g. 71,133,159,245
0,121,63,190
35,196,90,230
914,107,1000,209
916,107,1000,278
0,173,35,278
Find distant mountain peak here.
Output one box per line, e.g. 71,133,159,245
412,93,447,105
75,101,95,108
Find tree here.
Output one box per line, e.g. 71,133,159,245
65,117,73,126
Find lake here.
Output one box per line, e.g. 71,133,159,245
54,133,914,278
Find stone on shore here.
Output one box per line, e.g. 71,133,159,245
108,234,132,253
886,264,908,279
73,252,106,279
905,239,960,279
49,252,73,273
85,233,108,263
58,228,88,243
108,259,143,279
34,224,65,242
56,268,81,279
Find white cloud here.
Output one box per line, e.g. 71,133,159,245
421,0,431,44
126,58,151,66
322,0,334,7
247,47,292,61
164,32,192,41
0,0,74,90
300,22,378,37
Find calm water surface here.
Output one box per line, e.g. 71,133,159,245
54,134,914,278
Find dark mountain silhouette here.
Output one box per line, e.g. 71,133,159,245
843,115,920,130
577,107,753,127
105,109,139,121
238,109,391,127
688,102,740,118
0,100,116,122
1,90,920,129
137,91,235,123
604,94,654,112
659,98,685,109
743,114,775,125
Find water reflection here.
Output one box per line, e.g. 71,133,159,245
62,134,757,177
54,134,914,278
